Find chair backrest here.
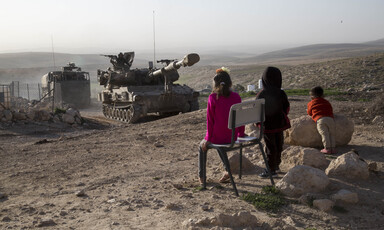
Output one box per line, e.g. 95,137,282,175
228,99,265,129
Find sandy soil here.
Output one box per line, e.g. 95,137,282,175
1,96,384,229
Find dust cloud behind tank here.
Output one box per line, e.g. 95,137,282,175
97,52,200,123
41,63,91,108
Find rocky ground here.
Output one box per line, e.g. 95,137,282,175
0,90,384,229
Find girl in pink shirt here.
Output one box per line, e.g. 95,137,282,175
199,67,245,184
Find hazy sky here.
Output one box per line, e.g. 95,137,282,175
1,0,383,54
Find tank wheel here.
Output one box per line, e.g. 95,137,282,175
108,107,113,118
119,109,125,121
125,105,141,123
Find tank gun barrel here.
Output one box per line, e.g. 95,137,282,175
151,53,200,77
100,54,117,59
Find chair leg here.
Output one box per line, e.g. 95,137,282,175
217,149,239,196
199,147,207,189
239,145,243,179
259,143,275,186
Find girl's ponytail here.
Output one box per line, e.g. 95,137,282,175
212,67,232,99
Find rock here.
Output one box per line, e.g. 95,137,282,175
245,123,260,137
298,193,327,205
228,152,256,174
74,116,82,124
62,113,75,124
331,189,359,204
37,218,56,227
201,205,209,211
3,110,13,121
66,108,80,117
59,210,68,216
13,111,27,120
165,203,179,210
313,199,334,212
37,110,52,121
182,211,260,229
368,162,378,171
53,114,62,123
2,216,11,222
27,110,37,120
372,115,384,124
325,152,369,179
75,190,86,197
284,114,354,147
281,146,329,170
276,165,329,197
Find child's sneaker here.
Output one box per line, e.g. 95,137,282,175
320,148,332,154
258,169,278,179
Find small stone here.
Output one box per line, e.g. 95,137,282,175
0,193,6,199
154,142,164,147
107,199,116,203
172,183,183,189
75,190,86,197
165,203,178,210
201,205,209,211
313,199,334,212
368,162,378,171
331,189,359,204
37,218,56,227
59,211,68,216
2,216,11,222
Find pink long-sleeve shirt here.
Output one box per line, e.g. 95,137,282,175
204,92,245,144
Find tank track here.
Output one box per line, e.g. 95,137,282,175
102,104,141,123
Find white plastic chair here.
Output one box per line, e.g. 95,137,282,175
201,99,275,196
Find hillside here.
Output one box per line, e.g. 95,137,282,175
178,52,384,91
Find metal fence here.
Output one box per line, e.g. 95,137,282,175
0,81,43,109
10,81,42,101
0,84,11,109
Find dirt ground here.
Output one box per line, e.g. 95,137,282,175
1,95,384,229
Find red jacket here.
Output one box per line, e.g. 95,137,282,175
307,97,334,122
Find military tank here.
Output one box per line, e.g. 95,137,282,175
41,62,91,108
97,52,200,123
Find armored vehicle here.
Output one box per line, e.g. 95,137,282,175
97,52,200,123
41,62,91,108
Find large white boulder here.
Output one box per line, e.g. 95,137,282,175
281,146,329,170
228,152,256,174
325,152,369,179
331,189,359,204
62,113,75,124
276,165,329,197
284,114,354,148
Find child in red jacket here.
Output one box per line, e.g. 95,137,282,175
307,86,336,154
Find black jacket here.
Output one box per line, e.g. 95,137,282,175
256,67,290,133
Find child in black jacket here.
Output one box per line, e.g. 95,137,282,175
256,67,291,178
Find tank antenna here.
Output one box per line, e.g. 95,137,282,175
51,35,56,71
153,10,156,68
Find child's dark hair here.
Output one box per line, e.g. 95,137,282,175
212,68,232,99
310,86,324,97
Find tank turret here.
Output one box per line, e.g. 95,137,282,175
97,52,200,123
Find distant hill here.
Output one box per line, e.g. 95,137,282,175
241,39,384,64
